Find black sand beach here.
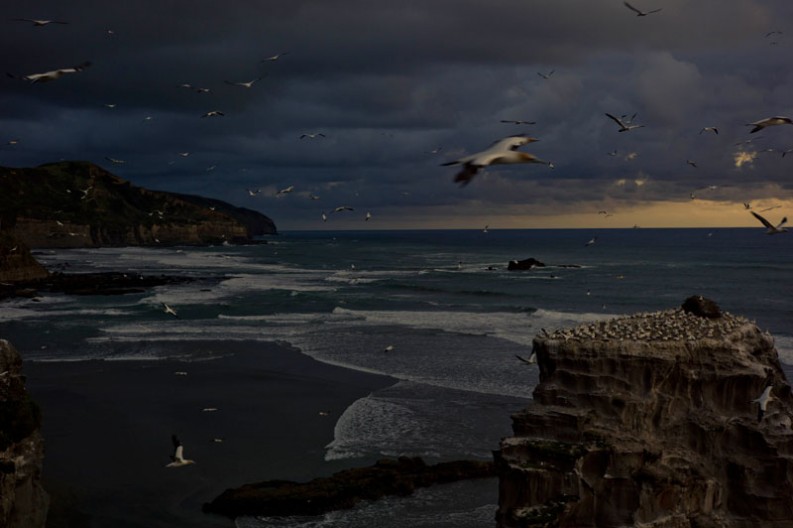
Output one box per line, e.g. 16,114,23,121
23,341,396,528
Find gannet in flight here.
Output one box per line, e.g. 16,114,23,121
605,113,645,132
261,52,289,61
246,188,261,196
225,78,264,88
201,110,225,118
161,303,179,317
332,206,354,213
752,385,775,420
365,212,372,221
746,116,793,134
584,236,597,247
300,133,326,139
276,185,294,196
499,119,536,125
13,18,68,26
384,345,394,353
537,70,554,80
166,435,195,468
8,61,91,83
104,157,125,165
515,351,537,365
686,160,698,168
750,211,787,234
699,127,718,135
441,135,551,187
623,1,662,16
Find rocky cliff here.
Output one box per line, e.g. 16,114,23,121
495,302,793,527
0,161,276,248
0,232,48,283
0,340,48,528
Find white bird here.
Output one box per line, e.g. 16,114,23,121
8,61,91,83
276,185,294,196
309,194,320,200
384,345,394,352
6,138,20,146
166,435,195,468
750,211,787,234
333,206,354,213
441,135,551,187
537,70,554,80
365,211,372,221
515,351,537,365
699,126,719,135
246,188,261,196
201,110,224,118
103,103,117,109
746,116,793,134
751,385,775,421
585,236,597,247
13,18,68,26
177,152,190,157
262,52,289,61
104,157,125,165
225,78,263,88
321,212,328,222
161,303,179,317
174,371,188,376
605,113,645,132
623,1,662,16
300,133,326,139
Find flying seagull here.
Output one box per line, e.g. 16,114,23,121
332,206,354,213
623,1,662,16
201,110,225,118
300,133,326,139
8,61,91,83
585,236,597,247
686,160,698,168
746,116,793,133
750,211,787,234
751,385,775,421
166,435,196,468
441,135,552,187
500,119,536,125
225,77,263,88
104,157,125,165
161,303,179,317
246,188,261,196
13,18,68,26
537,70,555,80
365,211,372,221
605,113,645,132
276,185,294,196
699,127,719,135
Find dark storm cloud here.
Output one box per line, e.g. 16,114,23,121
1,0,792,228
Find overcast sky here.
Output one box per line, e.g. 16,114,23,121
2,0,793,230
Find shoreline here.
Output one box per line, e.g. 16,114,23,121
23,341,397,528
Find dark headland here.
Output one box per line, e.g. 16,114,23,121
0,161,276,249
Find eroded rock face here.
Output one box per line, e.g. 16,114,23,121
0,233,48,283
495,307,793,528
0,340,48,528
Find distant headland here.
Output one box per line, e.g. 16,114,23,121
0,161,276,248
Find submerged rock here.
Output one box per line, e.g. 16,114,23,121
204,457,494,519
495,304,793,527
508,258,546,271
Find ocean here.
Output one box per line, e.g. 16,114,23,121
2,228,792,527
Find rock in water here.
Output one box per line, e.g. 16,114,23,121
508,258,546,271
0,340,48,528
682,295,722,319
495,305,793,527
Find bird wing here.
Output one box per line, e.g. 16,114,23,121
623,2,643,15
777,217,788,229
751,211,773,229
605,113,626,128
454,164,480,187
647,8,662,14
487,136,531,152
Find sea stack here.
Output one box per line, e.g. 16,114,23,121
0,340,48,528
495,298,793,527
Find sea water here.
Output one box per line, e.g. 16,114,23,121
2,228,791,526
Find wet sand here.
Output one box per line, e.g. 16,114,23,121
23,341,396,528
